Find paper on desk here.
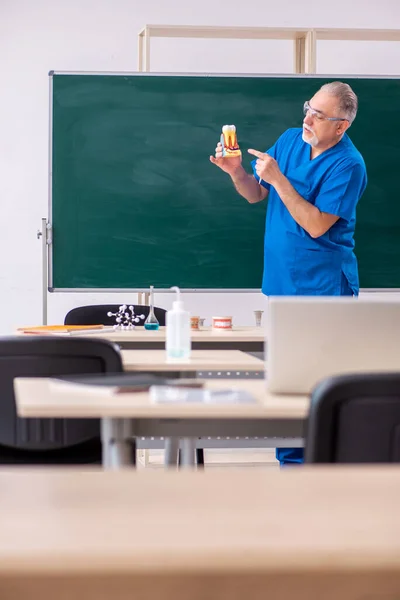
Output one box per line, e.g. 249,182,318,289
48,374,165,396
68,326,115,336
47,375,204,396
149,386,256,404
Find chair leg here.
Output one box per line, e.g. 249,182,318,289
196,448,205,467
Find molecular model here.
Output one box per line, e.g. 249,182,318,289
107,305,146,330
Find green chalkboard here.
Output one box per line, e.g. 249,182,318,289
50,72,400,290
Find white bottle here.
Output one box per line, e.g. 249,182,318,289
166,286,191,361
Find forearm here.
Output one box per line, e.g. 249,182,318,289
273,173,325,238
230,167,267,204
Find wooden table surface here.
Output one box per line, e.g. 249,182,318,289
0,467,399,599
15,377,308,419
121,349,264,372
72,325,265,343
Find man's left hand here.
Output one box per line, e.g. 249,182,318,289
248,149,282,185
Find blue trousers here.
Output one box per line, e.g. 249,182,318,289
276,447,304,465
276,274,354,466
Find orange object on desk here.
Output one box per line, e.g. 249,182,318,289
190,316,200,330
17,325,104,335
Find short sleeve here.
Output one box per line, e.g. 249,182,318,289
315,161,367,221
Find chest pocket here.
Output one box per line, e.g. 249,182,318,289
290,247,342,295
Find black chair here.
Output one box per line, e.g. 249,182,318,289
0,336,123,464
64,304,167,326
305,373,400,463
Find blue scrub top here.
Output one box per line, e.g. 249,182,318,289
251,128,367,296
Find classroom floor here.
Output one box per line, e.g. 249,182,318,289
138,448,279,469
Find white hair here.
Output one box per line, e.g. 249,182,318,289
319,81,358,124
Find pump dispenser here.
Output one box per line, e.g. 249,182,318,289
166,286,191,360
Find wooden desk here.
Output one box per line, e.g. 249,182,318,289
15,378,307,468
0,467,400,599
73,326,265,352
121,349,264,373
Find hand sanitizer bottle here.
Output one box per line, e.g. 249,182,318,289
166,286,191,361
144,285,160,330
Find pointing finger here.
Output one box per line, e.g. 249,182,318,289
248,148,267,159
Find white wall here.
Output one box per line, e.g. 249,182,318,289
1,0,400,333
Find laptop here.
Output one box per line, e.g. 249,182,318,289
266,296,400,394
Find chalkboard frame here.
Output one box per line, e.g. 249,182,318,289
48,71,400,293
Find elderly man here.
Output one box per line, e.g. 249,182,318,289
210,81,367,465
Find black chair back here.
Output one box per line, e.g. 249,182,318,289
305,373,400,463
0,336,122,463
64,304,166,327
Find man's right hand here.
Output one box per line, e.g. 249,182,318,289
209,142,242,176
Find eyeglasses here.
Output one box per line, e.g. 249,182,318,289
303,101,348,122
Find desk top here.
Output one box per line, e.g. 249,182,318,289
14,378,308,419
0,467,399,575
121,349,264,372
73,325,265,343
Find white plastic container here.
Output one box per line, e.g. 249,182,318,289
166,286,191,361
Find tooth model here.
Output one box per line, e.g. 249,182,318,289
221,124,241,158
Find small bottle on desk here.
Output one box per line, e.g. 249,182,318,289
144,285,160,331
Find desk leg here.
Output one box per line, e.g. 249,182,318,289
162,371,198,468
180,438,196,468
101,418,136,469
164,437,180,467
